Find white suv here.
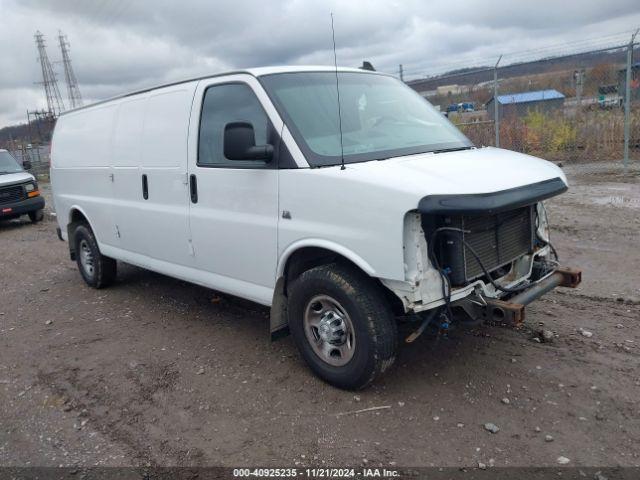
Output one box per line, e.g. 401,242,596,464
51,66,580,389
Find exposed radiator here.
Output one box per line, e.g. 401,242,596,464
427,206,535,286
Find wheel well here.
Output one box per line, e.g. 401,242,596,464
69,209,89,225
283,247,405,316
67,209,90,260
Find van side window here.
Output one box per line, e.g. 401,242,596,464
198,83,268,167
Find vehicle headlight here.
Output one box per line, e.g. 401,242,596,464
536,202,550,243
25,183,35,192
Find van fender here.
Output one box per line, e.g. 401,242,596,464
276,239,377,279
271,239,378,340
66,205,100,260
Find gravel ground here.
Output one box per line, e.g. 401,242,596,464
0,164,638,468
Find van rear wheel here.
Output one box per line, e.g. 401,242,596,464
288,263,397,390
73,224,117,289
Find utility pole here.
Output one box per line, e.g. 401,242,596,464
34,31,65,116
623,29,639,173
399,64,404,82
574,69,585,109
494,55,502,148
58,31,83,109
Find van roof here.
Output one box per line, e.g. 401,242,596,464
60,65,388,116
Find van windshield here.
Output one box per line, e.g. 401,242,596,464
260,71,472,167
0,151,23,174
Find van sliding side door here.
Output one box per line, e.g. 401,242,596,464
134,86,196,267
111,98,146,253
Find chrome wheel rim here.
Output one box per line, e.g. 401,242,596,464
303,294,355,367
79,239,95,277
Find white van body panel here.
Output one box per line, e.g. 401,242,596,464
134,85,195,266
99,242,274,305
51,103,118,244
110,97,147,254
344,147,566,197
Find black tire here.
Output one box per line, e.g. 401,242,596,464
73,224,117,289
28,209,44,223
288,263,398,390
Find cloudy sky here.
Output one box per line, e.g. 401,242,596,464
1,0,639,126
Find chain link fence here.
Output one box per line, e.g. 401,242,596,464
10,145,50,180
457,109,640,163
405,36,639,173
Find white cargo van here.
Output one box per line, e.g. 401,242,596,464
51,66,580,389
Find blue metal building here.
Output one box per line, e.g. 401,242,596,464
486,89,565,119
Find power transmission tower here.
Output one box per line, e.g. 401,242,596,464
34,31,65,116
58,31,83,109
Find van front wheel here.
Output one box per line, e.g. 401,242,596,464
73,224,117,289
288,263,397,390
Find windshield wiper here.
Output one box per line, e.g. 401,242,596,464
431,146,474,154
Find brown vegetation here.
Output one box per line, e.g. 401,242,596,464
458,107,640,161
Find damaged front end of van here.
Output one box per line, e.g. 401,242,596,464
382,178,581,338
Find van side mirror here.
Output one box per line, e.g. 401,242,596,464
22,160,32,170
224,122,273,161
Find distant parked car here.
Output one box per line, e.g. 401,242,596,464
598,94,622,109
0,149,45,223
459,102,475,112
447,102,475,113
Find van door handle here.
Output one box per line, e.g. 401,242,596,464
190,174,198,203
142,174,149,200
